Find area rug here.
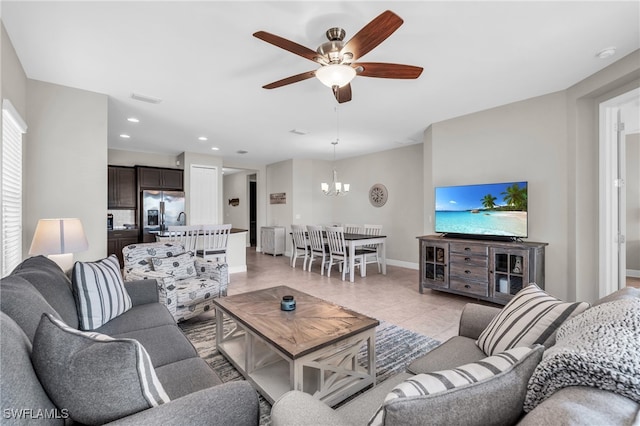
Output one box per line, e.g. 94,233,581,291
179,317,440,425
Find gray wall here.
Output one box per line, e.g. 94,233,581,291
25,80,108,262
223,171,250,231
425,92,568,298
266,143,424,266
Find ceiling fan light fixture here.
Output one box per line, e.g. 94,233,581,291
316,64,356,88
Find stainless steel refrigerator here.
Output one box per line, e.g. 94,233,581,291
141,190,186,242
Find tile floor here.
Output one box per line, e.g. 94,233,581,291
202,248,485,342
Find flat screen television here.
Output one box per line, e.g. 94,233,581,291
435,181,528,239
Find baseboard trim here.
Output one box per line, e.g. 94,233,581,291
627,269,640,278
386,259,419,270
229,265,247,274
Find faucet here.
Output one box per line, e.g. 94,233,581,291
177,212,186,225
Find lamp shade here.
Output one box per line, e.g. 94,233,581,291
315,64,356,88
29,218,89,255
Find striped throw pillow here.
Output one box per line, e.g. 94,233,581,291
369,346,542,426
72,254,132,330
32,313,169,424
476,284,589,355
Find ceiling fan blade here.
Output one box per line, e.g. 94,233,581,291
253,31,320,63
332,84,352,104
355,62,423,79
262,70,317,89
342,10,404,61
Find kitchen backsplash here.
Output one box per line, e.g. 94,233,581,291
108,210,136,228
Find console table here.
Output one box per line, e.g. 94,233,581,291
417,235,547,305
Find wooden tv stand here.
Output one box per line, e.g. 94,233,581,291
417,235,547,305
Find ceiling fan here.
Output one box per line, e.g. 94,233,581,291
253,10,423,103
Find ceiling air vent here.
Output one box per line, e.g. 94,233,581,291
131,93,162,104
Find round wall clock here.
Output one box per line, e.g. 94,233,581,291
369,184,388,207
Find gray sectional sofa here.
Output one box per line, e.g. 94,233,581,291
272,286,640,426
0,255,259,425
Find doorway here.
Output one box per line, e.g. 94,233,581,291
599,87,640,296
249,176,257,246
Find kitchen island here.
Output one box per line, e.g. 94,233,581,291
155,228,248,274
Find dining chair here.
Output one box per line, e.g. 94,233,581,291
363,224,383,273
306,225,329,275
197,224,232,262
325,226,366,281
343,224,362,234
290,224,310,270
167,225,200,253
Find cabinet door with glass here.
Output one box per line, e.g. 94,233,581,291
420,241,449,291
489,248,530,302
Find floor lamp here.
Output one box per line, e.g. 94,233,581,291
28,218,89,273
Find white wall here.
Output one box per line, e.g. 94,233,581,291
627,133,640,272
25,80,108,262
108,148,178,168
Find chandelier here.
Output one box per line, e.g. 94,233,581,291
321,106,350,196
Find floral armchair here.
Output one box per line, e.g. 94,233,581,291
122,242,228,322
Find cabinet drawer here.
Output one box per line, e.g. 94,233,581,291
450,278,488,297
450,253,487,268
450,263,487,281
449,243,487,256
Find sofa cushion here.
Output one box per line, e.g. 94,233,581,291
11,255,79,328
0,312,64,426
111,324,198,368
476,284,589,355
0,275,63,342
94,303,177,335
370,345,544,426
407,336,486,375
519,386,640,426
154,357,223,399
72,255,132,330
31,313,170,425
151,251,197,280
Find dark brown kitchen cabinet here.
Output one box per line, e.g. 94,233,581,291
108,166,136,209
107,230,139,268
137,166,183,190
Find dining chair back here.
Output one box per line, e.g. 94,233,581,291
167,225,200,253
290,224,309,270
343,224,362,234
363,224,383,273
306,225,329,275
325,226,365,281
197,224,232,262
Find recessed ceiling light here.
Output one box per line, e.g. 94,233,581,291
198,136,208,141
119,134,131,139
236,150,248,155
127,117,139,123
596,47,616,59
211,146,219,151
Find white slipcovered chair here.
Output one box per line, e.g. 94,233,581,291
122,242,228,322
325,226,366,281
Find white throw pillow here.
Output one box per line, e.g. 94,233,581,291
72,255,132,330
476,283,589,355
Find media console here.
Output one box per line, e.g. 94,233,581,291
417,235,547,305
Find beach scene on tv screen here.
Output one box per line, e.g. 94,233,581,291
435,182,528,237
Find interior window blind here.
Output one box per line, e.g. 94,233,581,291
2,99,27,277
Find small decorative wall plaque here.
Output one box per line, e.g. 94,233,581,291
270,192,286,204
229,198,240,206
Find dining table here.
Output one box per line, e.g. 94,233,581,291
343,232,387,283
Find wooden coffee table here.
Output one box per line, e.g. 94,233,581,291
213,286,379,406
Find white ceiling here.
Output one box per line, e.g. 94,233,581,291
3,1,639,167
